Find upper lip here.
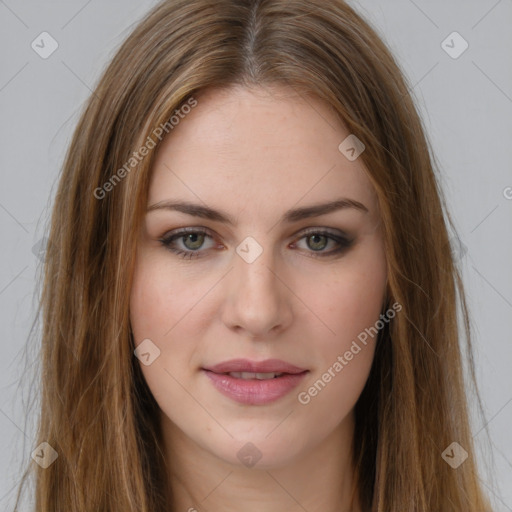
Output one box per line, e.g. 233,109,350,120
203,358,308,374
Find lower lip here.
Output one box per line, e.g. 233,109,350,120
203,370,308,405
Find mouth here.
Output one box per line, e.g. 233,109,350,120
203,358,307,375
221,371,287,380
202,359,309,405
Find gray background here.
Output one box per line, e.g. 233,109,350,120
1,0,511,510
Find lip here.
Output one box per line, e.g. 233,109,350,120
202,359,309,405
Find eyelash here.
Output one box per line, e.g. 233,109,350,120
158,227,353,260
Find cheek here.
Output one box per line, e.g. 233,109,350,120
129,253,215,384
129,255,183,376
315,241,387,347
130,260,165,339
296,266,386,423
129,253,205,338
302,241,386,397
129,256,194,407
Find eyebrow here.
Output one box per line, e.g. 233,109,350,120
147,197,368,224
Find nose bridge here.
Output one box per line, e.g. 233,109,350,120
222,235,291,337
234,235,281,300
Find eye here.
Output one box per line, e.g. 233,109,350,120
159,228,217,260
291,228,353,259
159,227,353,260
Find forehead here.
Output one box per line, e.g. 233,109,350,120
148,85,378,219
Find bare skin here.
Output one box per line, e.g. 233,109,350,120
130,84,387,512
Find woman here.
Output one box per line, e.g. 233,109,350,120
13,0,493,510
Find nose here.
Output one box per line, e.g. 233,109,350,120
220,244,293,340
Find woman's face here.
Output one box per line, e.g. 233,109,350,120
130,85,387,468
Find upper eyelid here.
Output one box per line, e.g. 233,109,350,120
161,226,349,242
160,227,351,254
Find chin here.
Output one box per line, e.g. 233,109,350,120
205,429,308,470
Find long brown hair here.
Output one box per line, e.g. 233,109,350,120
13,0,494,510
